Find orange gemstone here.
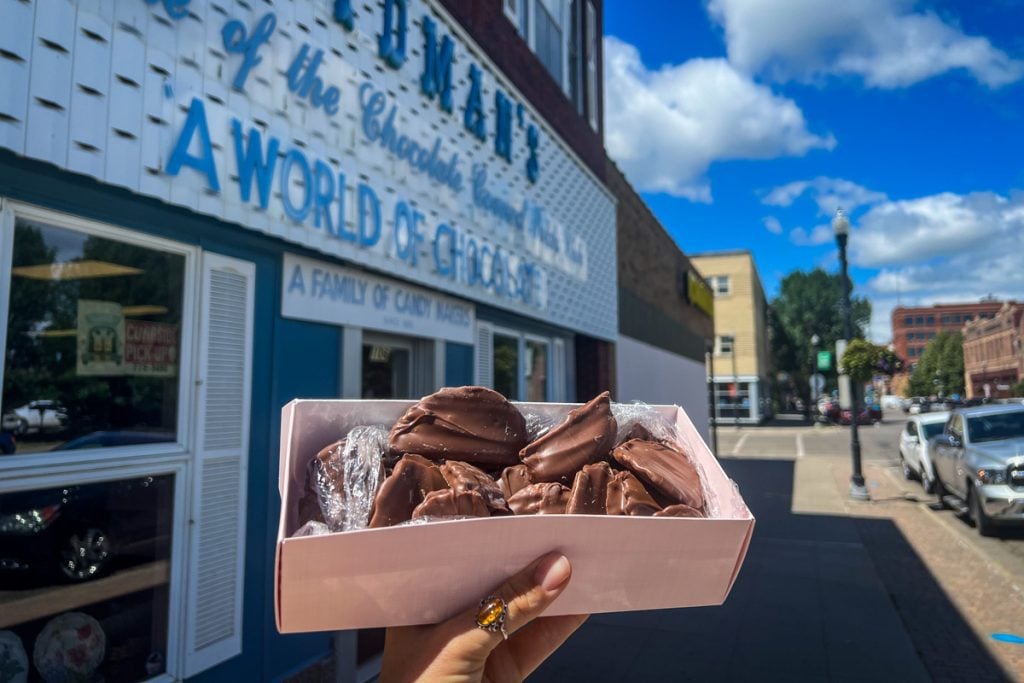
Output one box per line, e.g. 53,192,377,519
477,598,505,628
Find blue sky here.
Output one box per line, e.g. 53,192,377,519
602,0,1024,341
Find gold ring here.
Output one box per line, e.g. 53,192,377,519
475,595,509,640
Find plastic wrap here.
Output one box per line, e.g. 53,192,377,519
610,401,720,519
312,425,389,532
294,521,331,537
524,410,558,441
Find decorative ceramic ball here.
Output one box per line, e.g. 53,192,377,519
32,613,105,683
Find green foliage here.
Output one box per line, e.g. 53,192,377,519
840,339,887,383
769,268,872,400
907,332,965,397
1011,379,1024,397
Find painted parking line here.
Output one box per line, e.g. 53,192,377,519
796,432,805,458
731,432,749,456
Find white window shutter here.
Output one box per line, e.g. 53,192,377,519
184,252,255,677
475,321,494,387
552,338,566,402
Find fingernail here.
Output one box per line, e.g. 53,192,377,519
535,553,571,592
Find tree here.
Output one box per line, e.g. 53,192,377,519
769,268,871,406
1012,379,1024,397
841,339,903,382
907,332,965,397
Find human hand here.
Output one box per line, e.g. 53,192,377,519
380,552,587,682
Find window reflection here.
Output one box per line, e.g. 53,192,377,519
0,474,174,682
493,335,519,401
525,340,547,402
2,221,184,455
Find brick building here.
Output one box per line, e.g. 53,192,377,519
963,303,1024,399
892,301,1008,366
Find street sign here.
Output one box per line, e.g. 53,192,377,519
810,373,826,394
816,351,832,372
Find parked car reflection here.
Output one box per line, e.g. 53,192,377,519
0,474,173,582
1,400,67,435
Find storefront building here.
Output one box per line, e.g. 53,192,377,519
607,160,714,442
0,1,614,681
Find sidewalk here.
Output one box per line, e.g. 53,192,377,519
530,455,1012,682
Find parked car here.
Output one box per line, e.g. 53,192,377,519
0,474,172,581
908,397,930,415
1,400,67,435
898,412,950,493
931,405,1024,536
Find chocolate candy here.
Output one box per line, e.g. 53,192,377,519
412,489,490,519
566,462,613,514
521,391,617,484
655,504,704,518
612,439,704,511
606,470,661,516
499,464,531,499
440,460,507,513
368,454,448,528
507,482,571,515
389,387,528,467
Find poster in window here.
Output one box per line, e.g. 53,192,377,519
77,299,125,376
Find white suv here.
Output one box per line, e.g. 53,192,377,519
898,412,950,493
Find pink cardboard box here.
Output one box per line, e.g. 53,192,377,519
275,399,755,633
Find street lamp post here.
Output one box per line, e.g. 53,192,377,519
809,333,820,422
833,208,869,501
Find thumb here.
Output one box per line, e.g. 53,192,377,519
440,552,573,663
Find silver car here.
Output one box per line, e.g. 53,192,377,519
931,405,1024,536
897,411,949,493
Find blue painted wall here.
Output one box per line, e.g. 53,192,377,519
445,341,474,386
0,151,336,681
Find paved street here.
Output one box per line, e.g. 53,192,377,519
532,417,1024,682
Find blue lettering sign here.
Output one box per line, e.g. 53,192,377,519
231,119,278,208
221,12,276,91
359,83,463,192
288,264,306,294
378,0,408,69
526,124,539,183
286,44,341,115
312,159,336,234
358,183,382,247
393,201,424,266
420,17,454,113
280,150,313,222
472,165,526,229
166,98,219,192
145,0,190,21
333,0,354,31
464,65,486,141
494,90,513,162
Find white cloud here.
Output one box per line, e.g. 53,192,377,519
857,191,1024,340
763,216,783,234
763,177,887,215
789,224,833,246
707,0,1024,88
603,36,835,200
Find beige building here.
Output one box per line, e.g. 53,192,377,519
963,302,1023,399
690,250,771,423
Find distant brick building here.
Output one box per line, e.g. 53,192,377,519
892,301,1009,367
963,303,1024,398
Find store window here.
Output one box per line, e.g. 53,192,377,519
476,323,564,402
0,473,175,682
361,343,411,399
714,381,752,420
493,333,520,400
2,219,185,455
